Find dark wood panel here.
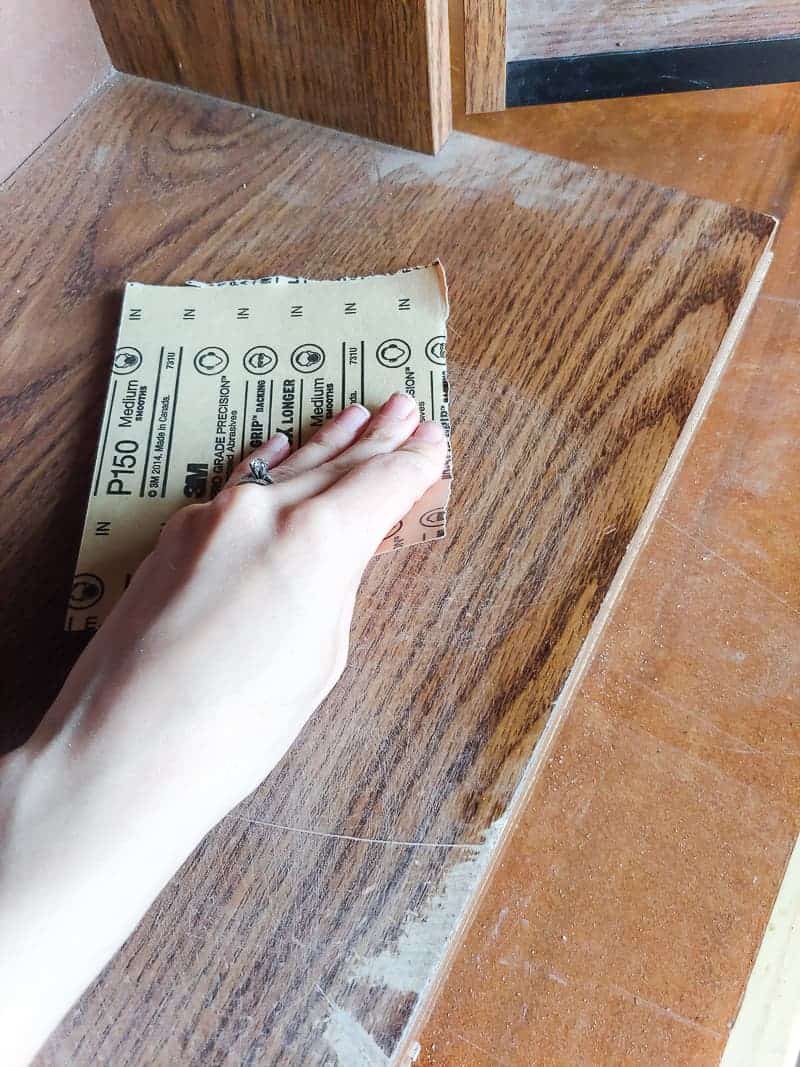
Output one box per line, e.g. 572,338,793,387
0,75,773,1065
463,0,507,113
88,0,451,153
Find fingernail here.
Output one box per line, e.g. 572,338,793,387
263,432,290,452
381,392,417,419
336,403,371,429
413,420,446,443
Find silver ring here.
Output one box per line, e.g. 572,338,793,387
237,457,274,486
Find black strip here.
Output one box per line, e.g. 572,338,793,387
240,379,249,463
507,35,800,107
430,370,435,421
140,347,164,496
267,380,273,438
161,348,183,497
297,378,303,447
93,380,117,496
341,342,346,410
360,342,365,405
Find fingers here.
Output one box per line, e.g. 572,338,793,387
219,395,446,563
224,402,372,491
269,403,372,480
318,420,448,556
224,431,291,489
270,392,421,507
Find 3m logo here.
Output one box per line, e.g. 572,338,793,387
184,462,209,499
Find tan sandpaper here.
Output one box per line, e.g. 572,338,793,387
66,264,451,630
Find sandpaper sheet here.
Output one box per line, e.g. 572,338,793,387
66,264,451,630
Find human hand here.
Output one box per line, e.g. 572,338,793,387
0,392,446,1066
52,390,447,821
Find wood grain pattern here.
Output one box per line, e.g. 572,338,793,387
88,0,451,153
438,73,800,1067
0,75,773,1065
508,0,800,62
463,0,507,113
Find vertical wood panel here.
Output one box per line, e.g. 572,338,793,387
427,0,454,146
88,0,452,153
463,0,507,113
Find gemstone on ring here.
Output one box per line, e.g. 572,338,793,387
236,457,274,486
249,458,273,483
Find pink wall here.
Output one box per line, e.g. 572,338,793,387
1,0,111,182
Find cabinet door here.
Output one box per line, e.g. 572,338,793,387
90,0,451,152
465,0,800,113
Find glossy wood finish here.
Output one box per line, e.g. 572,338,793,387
88,0,451,153
1,76,773,1064
416,81,800,1066
508,0,800,62
463,0,507,113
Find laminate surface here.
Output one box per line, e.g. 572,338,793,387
0,74,774,1065
415,75,800,1066
508,0,800,62
88,0,451,153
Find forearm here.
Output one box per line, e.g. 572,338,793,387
0,397,446,1064
0,699,222,1066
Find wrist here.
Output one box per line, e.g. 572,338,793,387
28,673,247,843
0,709,216,1065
